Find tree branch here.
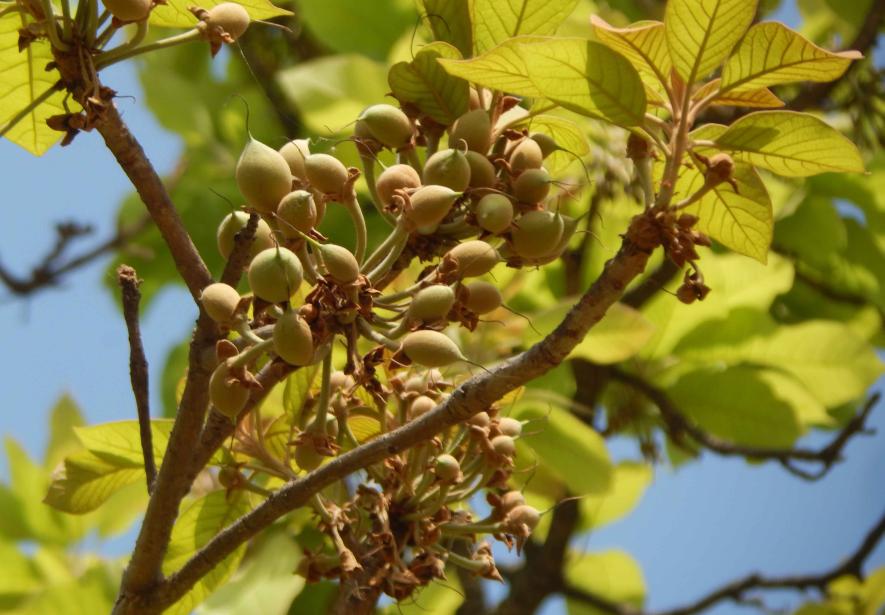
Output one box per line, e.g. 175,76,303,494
564,506,885,615
110,212,658,614
0,216,149,297
117,265,156,493
608,367,879,480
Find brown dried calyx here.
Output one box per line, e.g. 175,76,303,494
676,266,711,304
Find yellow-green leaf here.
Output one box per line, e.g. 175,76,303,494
0,10,69,155
579,462,652,530
512,114,589,174
471,0,579,54
572,302,656,363
150,0,291,29
163,491,255,615
664,0,757,86
714,111,865,177
439,36,545,97
74,420,174,466
565,550,646,615
590,17,671,104
44,394,85,471
521,38,647,126
44,451,143,514
694,79,784,108
421,0,472,58
721,22,862,94
388,42,469,125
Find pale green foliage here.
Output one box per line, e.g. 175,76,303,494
565,550,647,615
388,42,469,125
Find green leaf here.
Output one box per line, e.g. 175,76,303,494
276,54,390,136
579,462,653,530
565,550,646,615
675,312,884,407
380,576,464,614
720,22,861,94
512,405,612,495
10,562,117,615
197,527,303,615
667,365,806,447
163,491,255,615
74,420,174,466
0,540,41,598
513,114,589,175
694,79,784,108
520,38,647,127
714,111,865,177
664,0,757,85
388,42,469,125
0,10,69,155
439,36,545,98
296,0,412,61
421,0,472,57
44,394,85,471
590,17,671,104
150,0,291,29
471,0,579,54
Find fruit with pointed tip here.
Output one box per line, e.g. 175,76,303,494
279,139,311,181
408,285,456,322
305,153,348,195
498,417,522,437
247,247,303,303
204,2,250,40
209,360,249,419
507,504,540,531
423,149,471,192
200,283,242,325
376,164,421,207
509,138,544,174
401,330,465,367
319,244,360,284
216,211,275,260
104,0,151,21
491,434,516,456
512,167,551,204
407,185,461,228
447,240,500,277
236,137,293,213
277,190,317,236
356,104,412,149
475,193,513,234
499,490,526,512
464,281,502,314
530,133,557,158
465,151,497,188
435,454,461,482
273,310,314,366
410,395,436,418
449,109,492,153
511,210,564,259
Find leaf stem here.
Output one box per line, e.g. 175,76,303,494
95,28,201,69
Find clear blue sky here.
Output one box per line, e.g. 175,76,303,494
1,2,883,614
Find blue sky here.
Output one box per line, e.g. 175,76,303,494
1,1,883,614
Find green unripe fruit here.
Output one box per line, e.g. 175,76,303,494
408,285,456,322
499,490,526,512
465,151,497,188
356,104,412,149
294,443,324,471
498,417,523,438
205,2,250,40
401,330,464,367
277,190,317,236
209,360,249,419
491,434,516,456
319,244,360,284
475,194,513,234
447,240,500,278
200,282,242,325
511,210,564,259
376,164,421,207
435,454,461,482
469,411,490,427
530,132,558,158
464,281,502,315
104,0,150,21
236,137,293,214
305,153,348,195
449,109,492,153
522,215,579,265
509,138,544,174
403,369,442,394
507,504,541,531
410,395,436,418
273,310,314,366
279,139,311,181
216,211,275,260
512,167,551,204
247,247,303,303
423,149,471,192
408,185,460,228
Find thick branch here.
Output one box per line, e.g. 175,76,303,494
111,214,656,614
0,216,149,297
117,265,156,493
609,367,879,480
564,506,885,615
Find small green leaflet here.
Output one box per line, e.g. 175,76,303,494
471,0,579,54
150,0,291,29
714,111,865,177
721,22,861,94
665,0,757,86
694,79,784,108
388,42,469,125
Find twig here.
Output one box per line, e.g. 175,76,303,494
608,367,879,480
117,265,156,493
109,211,658,614
564,506,885,615
0,215,150,297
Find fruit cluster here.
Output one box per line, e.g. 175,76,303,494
201,94,583,598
